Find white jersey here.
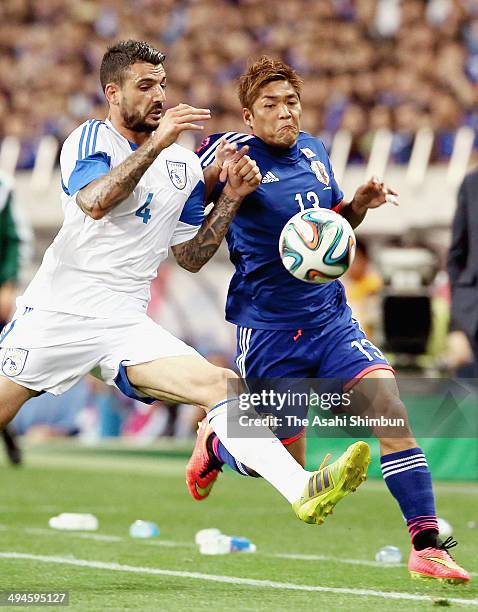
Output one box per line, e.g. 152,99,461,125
21,119,205,318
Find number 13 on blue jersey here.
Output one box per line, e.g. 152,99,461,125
135,192,153,224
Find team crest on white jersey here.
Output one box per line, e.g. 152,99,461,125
310,160,329,186
166,161,187,190
1,348,29,377
300,147,316,159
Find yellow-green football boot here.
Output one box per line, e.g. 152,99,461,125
293,441,370,525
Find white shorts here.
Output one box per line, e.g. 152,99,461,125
0,306,198,398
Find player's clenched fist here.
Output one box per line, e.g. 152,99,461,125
222,146,262,198
154,103,211,150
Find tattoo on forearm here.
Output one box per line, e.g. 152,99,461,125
173,192,242,271
76,139,160,218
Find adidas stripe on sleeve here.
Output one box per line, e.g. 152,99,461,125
197,132,254,169
196,132,254,203
60,120,114,196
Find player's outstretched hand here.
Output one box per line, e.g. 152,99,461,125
154,103,211,150
224,148,262,198
352,177,398,213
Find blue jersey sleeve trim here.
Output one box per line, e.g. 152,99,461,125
179,179,205,226
60,175,70,195
68,151,111,194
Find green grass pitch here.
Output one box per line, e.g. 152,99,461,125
0,446,477,611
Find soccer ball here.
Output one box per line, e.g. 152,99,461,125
279,208,356,284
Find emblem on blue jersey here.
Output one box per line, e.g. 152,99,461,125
166,161,187,190
1,348,28,377
310,160,329,186
300,147,316,159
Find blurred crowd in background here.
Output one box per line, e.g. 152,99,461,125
2,0,478,168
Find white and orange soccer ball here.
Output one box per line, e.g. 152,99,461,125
279,208,356,284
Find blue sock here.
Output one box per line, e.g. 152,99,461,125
381,447,438,547
211,435,252,476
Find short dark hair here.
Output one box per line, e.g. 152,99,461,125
100,40,166,92
238,56,303,110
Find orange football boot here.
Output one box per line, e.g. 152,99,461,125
408,537,470,584
186,419,222,501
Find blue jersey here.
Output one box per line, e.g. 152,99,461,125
198,131,346,330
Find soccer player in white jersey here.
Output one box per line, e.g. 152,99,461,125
0,40,369,525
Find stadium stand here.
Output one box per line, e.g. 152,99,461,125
1,0,478,167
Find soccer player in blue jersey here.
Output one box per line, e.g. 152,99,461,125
186,57,469,583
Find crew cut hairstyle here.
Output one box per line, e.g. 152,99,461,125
238,56,303,110
100,40,166,91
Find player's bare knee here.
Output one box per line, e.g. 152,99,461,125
206,367,241,408
373,396,414,440
380,394,407,417
0,378,36,430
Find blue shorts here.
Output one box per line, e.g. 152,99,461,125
235,308,392,442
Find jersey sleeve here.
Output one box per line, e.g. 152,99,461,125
169,154,205,247
195,133,227,202
60,121,114,196
196,133,225,168
329,163,344,208
196,132,254,203
320,141,344,206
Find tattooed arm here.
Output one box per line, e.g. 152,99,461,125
77,139,161,220
171,186,243,273
172,154,261,273
76,104,211,220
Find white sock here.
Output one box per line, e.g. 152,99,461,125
207,400,311,503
